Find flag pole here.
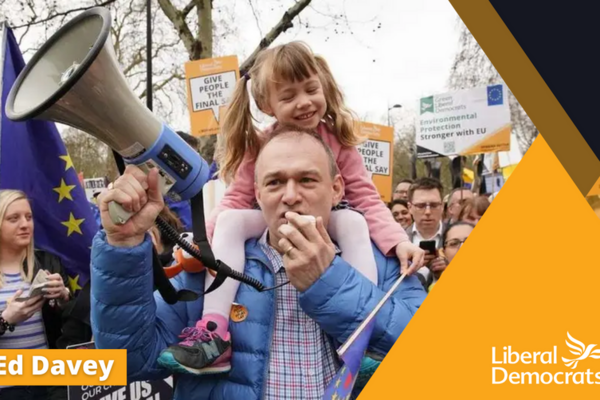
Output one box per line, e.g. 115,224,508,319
146,0,153,111
337,272,407,357
0,20,7,173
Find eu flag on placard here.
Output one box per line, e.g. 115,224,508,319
487,84,504,106
323,320,375,400
0,24,97,292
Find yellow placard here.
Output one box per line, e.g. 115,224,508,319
354,121,394,203
185,56,240,137
0,349,127,386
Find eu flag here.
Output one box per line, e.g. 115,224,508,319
323,320,375,400
487,84,504,106
0,24,97,292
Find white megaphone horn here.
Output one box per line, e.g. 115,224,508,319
5,7,210,224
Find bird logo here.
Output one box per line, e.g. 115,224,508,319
562,332,600,369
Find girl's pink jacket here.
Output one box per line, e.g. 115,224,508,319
207,123,408,255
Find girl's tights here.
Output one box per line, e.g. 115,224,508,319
202,208,378,322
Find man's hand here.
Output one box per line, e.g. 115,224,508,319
423,251,437,267
98,165,164,248
429,256,449,275
277,212,336,292
396,241,425,275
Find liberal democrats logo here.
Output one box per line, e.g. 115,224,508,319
487,84,503,106
563,332,600,369
492,332,600,385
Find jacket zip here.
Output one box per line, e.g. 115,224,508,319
246,255,276,400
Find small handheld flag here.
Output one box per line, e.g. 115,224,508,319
323,272,408,399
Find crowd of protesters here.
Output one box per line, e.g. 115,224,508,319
389,178,490,292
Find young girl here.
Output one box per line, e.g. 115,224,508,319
158,41,422,375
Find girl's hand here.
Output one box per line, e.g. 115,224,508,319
395,242,425,275
2,290,45,325
43,273,70,302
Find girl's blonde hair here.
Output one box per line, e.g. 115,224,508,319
0,190,35,288
216,41,363,183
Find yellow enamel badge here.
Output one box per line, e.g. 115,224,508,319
230,304,248,322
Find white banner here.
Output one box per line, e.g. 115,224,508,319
84,178,106,201
417,84,511,158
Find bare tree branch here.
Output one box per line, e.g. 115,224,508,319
122,48,145,75
139,72,184,99
11,0,119,29
182,0,196,17
17,23,32,46
248,0,263,38
111,0,138,64
156,0,196,57
195,0,212,59
16,0,37,44
240,0,312,74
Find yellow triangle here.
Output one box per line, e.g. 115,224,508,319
361,135,600,397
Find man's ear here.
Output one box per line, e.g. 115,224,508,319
254,181,262,207
331,174,344,206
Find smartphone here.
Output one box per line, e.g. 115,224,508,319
419,240,437,255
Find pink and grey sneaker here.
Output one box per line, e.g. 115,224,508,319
158,314,232,375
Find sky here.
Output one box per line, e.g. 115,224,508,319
225,0,461,128
1,0,461,131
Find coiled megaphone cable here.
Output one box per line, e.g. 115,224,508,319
154,215,273,292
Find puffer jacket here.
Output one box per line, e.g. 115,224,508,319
91,231,426,400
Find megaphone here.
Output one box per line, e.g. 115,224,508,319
5,7,210,224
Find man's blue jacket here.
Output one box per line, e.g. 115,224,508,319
91,231,426,400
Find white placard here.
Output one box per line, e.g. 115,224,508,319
417,84,511,158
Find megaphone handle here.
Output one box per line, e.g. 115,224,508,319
108,201,134,225
107,166,171,225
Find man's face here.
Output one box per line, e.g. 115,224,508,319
448,189,474,221
409,189,443,231
255,134,344,247
393,182,411,201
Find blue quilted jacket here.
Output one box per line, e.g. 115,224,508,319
91,231,426,400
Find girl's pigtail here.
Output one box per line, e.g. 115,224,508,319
216,74,261,184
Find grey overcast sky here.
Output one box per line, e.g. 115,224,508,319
2,0,461,130
227,0,461,127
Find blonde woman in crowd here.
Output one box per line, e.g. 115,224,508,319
0,190,73,400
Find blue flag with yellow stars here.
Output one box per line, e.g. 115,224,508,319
0,24,97,294
323,320,375,400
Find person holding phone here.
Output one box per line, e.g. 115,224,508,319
0,190,73,400
405,178,449,289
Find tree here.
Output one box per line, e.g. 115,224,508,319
154,0,313,163
391,122,453,195
61,128,120,181
448,19,538,154
1,0,321,169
